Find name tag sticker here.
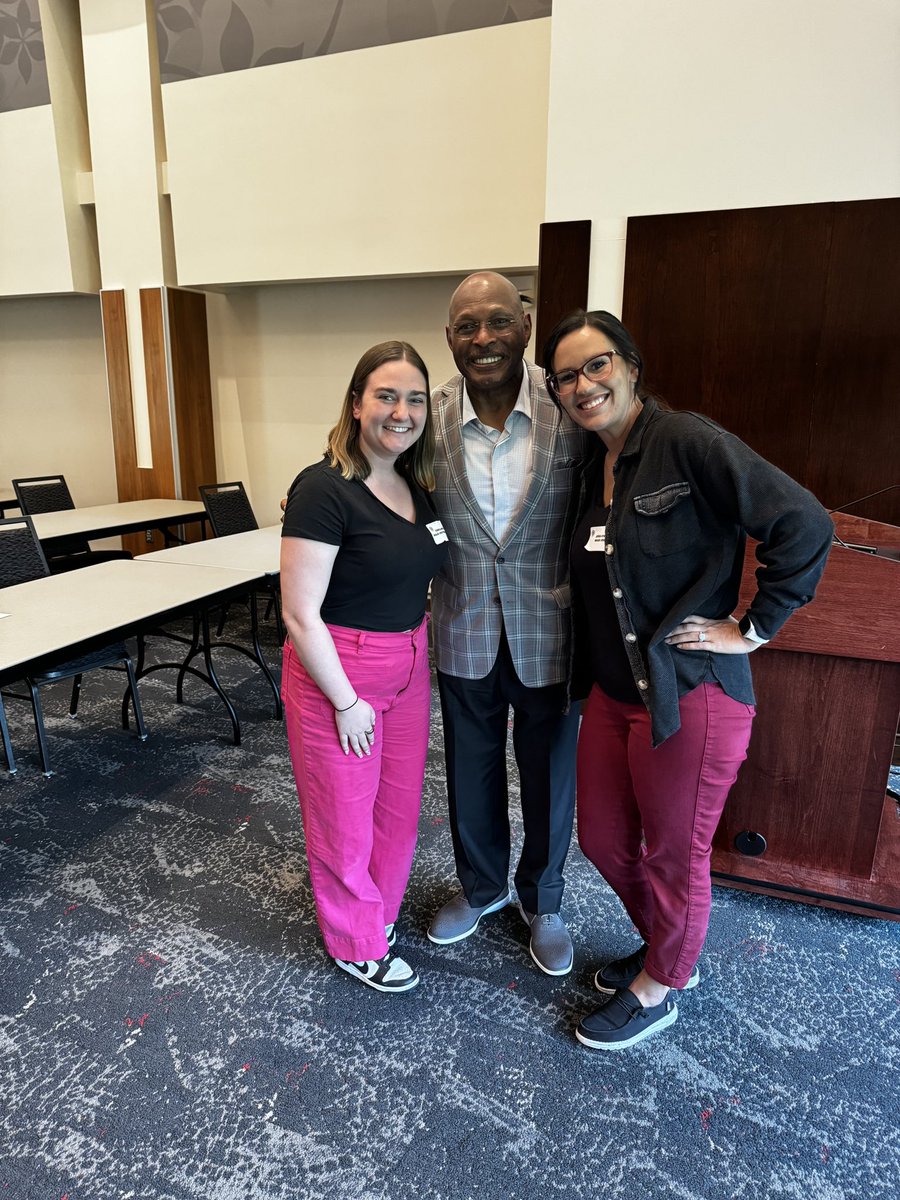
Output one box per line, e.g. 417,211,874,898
585,525,606,552
427,520,448,545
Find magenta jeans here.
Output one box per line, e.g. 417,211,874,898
577,682,755,989
282,618,431,962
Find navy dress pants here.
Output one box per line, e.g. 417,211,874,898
437,629,579,915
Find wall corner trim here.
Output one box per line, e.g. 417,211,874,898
75,171,95,205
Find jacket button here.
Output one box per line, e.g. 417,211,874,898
493,596,501,605
612,588,623,599
637,679,649,690
625,633,637,643
605,544,614,555
497,556,505,563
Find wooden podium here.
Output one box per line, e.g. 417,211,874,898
711,514,900,920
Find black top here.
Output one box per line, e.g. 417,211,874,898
571,496,642,704
569,399,834,745
282,458,449,632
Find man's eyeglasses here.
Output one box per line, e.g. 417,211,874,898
451,316,519,338
546,351,622,396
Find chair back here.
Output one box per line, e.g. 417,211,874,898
199,482,259,538
12,475,76,515
0,516,51,588
11,474,90,561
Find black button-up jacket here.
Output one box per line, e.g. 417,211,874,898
570,398,834,745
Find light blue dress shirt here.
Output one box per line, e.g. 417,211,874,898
460,365,534,542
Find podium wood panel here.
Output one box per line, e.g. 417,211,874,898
712,527,900,918
738,539,900,664
714,652,900,876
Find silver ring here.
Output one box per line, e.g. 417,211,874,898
698,631,706,642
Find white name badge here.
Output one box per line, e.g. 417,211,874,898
585,525,606,552
427,520,448,545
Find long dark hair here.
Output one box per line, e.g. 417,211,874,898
326,340,436,490
542,310,650,408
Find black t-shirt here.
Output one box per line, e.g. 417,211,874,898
282,458,449,632
571,497,642,704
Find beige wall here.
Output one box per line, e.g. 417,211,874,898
0,295,117,506
545,0,900,312
163,20,551,286
1,20,549,506
0,105,74,296
1,20,550,298
206,274,534,522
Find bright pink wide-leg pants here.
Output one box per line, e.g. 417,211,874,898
282,618,431,962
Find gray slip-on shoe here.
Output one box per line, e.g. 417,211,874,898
427,889,512,945
519,904,574,976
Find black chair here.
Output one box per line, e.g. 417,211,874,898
12,474,132,572
0,516,147,776
199,481,258,538
199,481,285,643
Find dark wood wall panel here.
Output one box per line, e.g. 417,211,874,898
102,287,175,507
805,201,900,520
622,198,900,525
101,286,217,555
167,287,216,521
139,287,177,502
101,289,139,495
535,220,591,365
102,288,173,554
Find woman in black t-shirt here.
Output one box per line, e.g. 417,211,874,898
281,341,448,993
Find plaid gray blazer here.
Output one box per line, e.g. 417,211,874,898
430,362,590,686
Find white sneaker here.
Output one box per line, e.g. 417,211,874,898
335,952,419,993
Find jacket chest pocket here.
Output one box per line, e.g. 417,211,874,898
632,482,698,557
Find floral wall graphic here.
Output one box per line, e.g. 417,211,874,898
0,0,49,112
0,1,550,112
154,0,552,84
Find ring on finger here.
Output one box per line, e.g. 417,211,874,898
698,631,707,642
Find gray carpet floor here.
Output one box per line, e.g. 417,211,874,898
1,626,898,1200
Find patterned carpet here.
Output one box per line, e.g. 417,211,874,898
1,624,898,1200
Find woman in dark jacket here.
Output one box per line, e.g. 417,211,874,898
542,310,833,1051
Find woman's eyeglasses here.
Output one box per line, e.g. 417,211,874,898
547,351,622,396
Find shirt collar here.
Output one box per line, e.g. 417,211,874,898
620,396,658,458
461,363,532,428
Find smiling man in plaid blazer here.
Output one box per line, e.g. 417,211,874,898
426,272,589,975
